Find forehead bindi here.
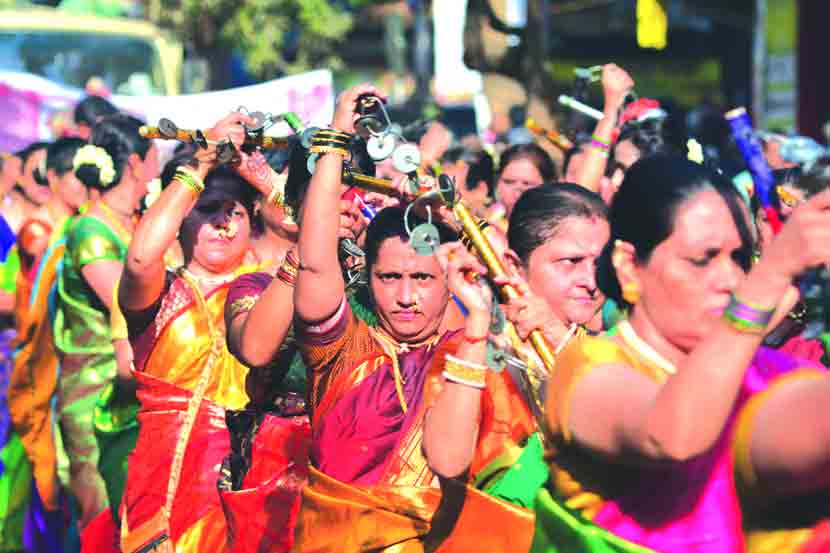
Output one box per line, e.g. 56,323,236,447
671,191,741,252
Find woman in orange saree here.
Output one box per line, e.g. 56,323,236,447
118,112,290,553
291,84,535,552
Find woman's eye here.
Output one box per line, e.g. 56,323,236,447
688,257,710,267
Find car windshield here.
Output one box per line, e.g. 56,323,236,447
0,31,163,95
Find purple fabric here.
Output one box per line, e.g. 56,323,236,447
592,347,825,553
312,331,457,485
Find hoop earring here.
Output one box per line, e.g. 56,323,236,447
622,282,641,305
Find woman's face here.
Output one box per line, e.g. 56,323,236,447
181,186,252,274
52,169,89,212
522,216,610,326
370,237,449,343
496,157,545,216
632,190,745,352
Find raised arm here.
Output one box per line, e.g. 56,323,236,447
120,113,253,312
294,83,381,324
561,189,830,463
424,242,491,478
573,64,633,193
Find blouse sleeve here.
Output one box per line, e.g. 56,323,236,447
68,218,123,269
546,335,632,443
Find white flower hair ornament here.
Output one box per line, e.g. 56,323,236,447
73,145,116,187
686,138,704,165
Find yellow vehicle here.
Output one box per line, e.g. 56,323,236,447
0,7,182,95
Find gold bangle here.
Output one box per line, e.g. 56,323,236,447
443,354,487,388
175,166,204,196
267,183,285,207
309,145,349,157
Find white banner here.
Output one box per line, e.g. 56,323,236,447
0,69,334,153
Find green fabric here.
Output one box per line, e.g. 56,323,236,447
530,488,656,553
94,380,139,513
602,299,625,331
482,433,549,509
478,432,657,553
0,248,19,295
0,432,32,551
54,216,126,355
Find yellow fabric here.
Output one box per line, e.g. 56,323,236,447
143,283,251,411
7,243,66,510
545,334,670,521
292,465,535,553
636,0,668,50
744,528,812,553
110,278,128,341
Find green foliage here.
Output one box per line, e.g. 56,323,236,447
145,0,358,80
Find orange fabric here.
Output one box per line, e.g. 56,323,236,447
7,242,65,509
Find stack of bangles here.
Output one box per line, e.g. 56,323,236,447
590,134,611,157
175,166,205,196
267,173,288,210
276,249,300,287
443,353,487,389
309,129,352,158
723,293,775,334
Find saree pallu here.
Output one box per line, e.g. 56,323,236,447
121,371,231,553
7,238,66,511
293,464,535,553
122,276,256,553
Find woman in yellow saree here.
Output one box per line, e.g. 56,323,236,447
117,112,285,553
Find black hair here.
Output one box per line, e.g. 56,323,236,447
202,166,259,221
508,183,608,265
796,156,830,198
16,141,50,186
497,142,557,183
46,137,87,177
364,205,458,276
285,136,375,216
607,117,688,177
441,146,496,195
139,152,195,214
75,114,150,191
598,154,754,307
73,95,118,127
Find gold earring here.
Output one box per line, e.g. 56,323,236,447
622,282,641,305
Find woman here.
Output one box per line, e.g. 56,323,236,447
546,155,830,551
486,142,556,231
117,112,291,552
753,161,830,364
54,114,157,530
218,141,368,552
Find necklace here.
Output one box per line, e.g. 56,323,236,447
617,320,677,375
179,266,240,290
98,200,133,244
370,327,440,414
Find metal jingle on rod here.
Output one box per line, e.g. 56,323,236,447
216,141,238,165
366,133,396,161
194,129,209,150
306,153,320,175
247,111,268,132
158,118,178,139
392,143,421,174
300,127,319,149
437,174,457,208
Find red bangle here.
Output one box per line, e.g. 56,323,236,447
462,333,488,344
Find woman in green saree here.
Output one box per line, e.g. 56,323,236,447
54,114,158,531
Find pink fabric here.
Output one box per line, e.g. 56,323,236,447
592,347,825,553
311,330,457,485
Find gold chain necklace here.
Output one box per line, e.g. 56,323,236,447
617,320,677,375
